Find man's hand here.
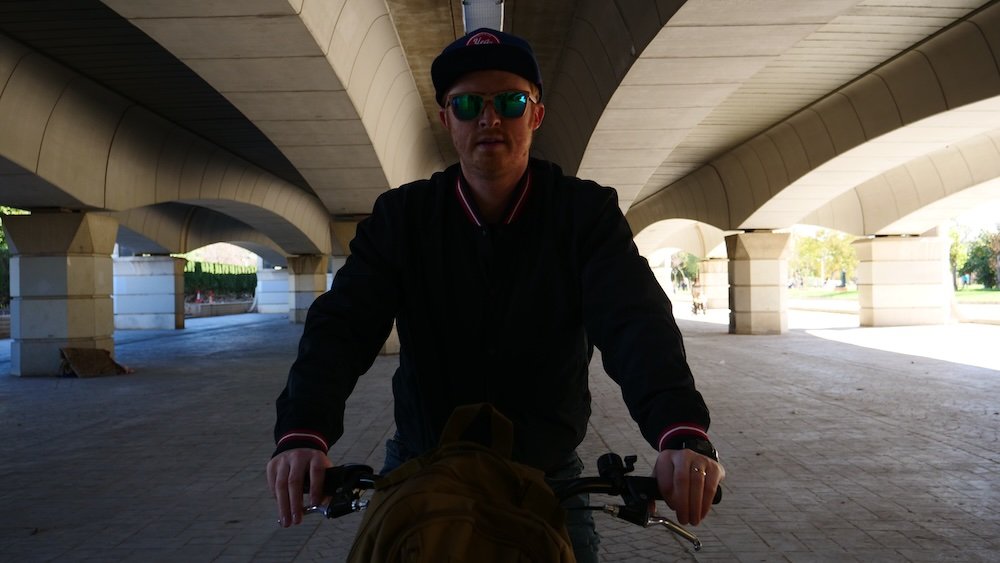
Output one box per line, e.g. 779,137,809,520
654,448,725,526
266,448,333,528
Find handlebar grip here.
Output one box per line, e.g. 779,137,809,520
303,464,376,495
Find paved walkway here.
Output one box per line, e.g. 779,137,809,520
0,309,997,562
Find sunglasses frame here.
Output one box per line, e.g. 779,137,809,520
446,90,538,121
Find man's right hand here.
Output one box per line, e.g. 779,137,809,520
266,448,333,527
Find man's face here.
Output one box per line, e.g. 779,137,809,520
439,70,544,178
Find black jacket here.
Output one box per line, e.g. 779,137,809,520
275,159,710,471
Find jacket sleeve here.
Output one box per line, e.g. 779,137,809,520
575,182,711,450
273,191,402,454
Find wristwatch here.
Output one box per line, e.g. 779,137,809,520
674,438,719,462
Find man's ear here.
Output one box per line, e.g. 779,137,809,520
532,104,545,130
438,108,449,129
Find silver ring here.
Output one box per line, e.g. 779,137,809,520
692,466,705,474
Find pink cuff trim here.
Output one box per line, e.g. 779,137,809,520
277,431,329,451
657,424,709,451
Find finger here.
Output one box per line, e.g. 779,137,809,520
701,461,725,520
700,473,718,522
687,464,706,525
266,458,277,498
274,462,292,528
308,460,327,507
673,463,693,525
654,455,676,508
287,462,306,525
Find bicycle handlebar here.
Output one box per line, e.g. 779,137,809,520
549,453,722,507
303,453,721,551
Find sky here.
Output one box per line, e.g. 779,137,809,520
953,199,1000,234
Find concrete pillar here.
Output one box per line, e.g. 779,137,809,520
327,255,347,289
4,213,118,376
287,254,328,323
323,254,398,354
698,257,729,310
726,231,792,335
255,263,290,314
854,235,950,326
113,256,185,330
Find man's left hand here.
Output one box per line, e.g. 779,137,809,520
654,448,725,525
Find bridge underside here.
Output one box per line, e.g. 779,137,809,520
1,1,998,373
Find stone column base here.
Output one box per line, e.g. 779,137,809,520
5,213,118,376
255,265,290,314
855,236,950,326
287,254,329,323
113,256,185,330
698,258,729,310
726,232,791,335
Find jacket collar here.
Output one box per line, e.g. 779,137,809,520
454,168,533,227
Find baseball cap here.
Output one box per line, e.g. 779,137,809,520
431,28,543,106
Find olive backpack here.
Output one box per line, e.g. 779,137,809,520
347,403,576,562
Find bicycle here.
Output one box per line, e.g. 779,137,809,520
303,452,722,552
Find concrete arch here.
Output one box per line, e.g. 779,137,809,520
627,2,1000,235
576,0,860,212
102,0,444,216
803,130,1000,235
112,203,286,264
633,219,727,260
531,0,680,180
0,33,331,256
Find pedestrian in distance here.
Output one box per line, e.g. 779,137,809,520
267,27,725,562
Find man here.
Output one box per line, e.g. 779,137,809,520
267,28,725,561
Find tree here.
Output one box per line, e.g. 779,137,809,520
961,229,999,289
0,207,28,308
789,229,858,286
0,206,29,249
991,230,1000,287
670,251,700,284
949,228,969,290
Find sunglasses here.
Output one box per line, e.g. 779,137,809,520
446,90,538,121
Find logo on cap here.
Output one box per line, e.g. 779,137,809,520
466,31,500,46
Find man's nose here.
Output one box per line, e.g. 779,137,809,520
479,101,501,126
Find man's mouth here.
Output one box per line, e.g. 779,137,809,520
476,134,505,147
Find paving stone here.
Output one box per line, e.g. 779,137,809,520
0,311,996,562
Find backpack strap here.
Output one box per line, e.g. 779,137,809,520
438,403,514,458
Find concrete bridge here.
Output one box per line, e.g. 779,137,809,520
2,0,999,374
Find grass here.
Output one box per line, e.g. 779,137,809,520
953,287,1000,303
789,288,858,300
790,286,1000,304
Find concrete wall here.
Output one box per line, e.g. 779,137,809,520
113,256,184,330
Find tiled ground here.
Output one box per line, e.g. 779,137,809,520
0,310,996,562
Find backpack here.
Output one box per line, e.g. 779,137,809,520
347,403,576,562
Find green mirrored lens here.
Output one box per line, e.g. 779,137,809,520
449,91,530,121
494,92,528,118
450,94,484,120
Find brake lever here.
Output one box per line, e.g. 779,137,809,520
646,514,703,551
601,504,703,551
304,497,369,519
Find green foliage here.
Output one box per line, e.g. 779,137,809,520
184,261,257,298
0,246,8,308
670,251,700,283
961,230,1000,289
0,206,29,249
949,228,968,289
0,207,27,308
789,229,858,285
